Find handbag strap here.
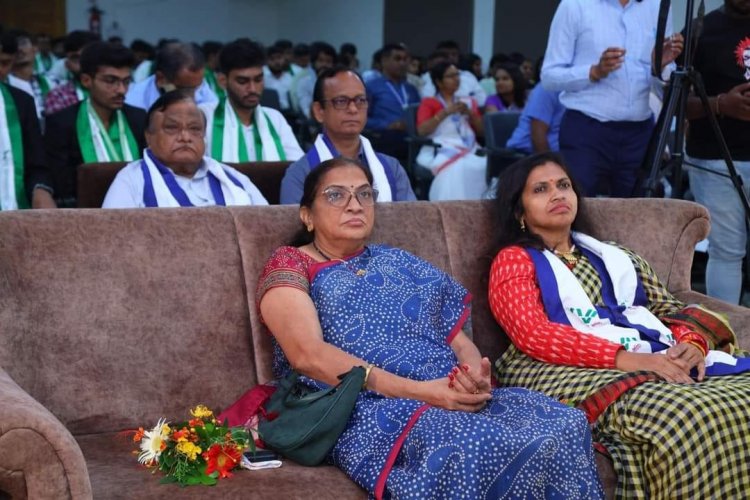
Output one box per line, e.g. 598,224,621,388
284,366,366,408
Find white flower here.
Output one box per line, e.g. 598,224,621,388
138,418,170,464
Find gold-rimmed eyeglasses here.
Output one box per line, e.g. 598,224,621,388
321,186,378,207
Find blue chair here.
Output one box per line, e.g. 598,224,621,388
483,111,525,184
403,103,438,200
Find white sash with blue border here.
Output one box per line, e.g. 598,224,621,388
530,232,747,375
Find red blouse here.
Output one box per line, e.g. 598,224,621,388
416,96,481,128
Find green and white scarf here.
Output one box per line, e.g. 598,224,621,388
0,83,29,210
34,53,56,75
75,99,139,163
208,98,285,162
204,67,226,100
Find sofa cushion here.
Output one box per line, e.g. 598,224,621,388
76,433,366,499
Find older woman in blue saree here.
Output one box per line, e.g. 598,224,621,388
256,157,603,499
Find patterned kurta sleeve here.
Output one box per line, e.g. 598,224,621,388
255,246,315,322
488,246,623,369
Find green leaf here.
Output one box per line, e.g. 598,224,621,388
186,476,202,485
200,474,218,485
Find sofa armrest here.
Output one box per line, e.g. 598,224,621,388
0,369,92,500
673,290,750,351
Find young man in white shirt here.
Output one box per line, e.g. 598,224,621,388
200,39,303,164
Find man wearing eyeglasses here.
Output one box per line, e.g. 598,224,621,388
281,66,416,204
45,42,147,207
102,90,266,208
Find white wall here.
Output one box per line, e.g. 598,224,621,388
67,0,718,69
66,0,383,65
472,0,495,72
277,0,384,69
672,0,724,30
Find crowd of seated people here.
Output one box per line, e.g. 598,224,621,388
1,26,567,208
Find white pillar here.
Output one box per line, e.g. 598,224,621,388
472,0,496,73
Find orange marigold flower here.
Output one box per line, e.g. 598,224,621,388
172,428,189,442
189,418,204,427
133,427,145,442
203,444,241,479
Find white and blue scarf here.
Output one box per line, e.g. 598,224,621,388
528,232,750,376
305,133,395,202
139,149,251,207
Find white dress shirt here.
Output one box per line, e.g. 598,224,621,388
102,157,268,208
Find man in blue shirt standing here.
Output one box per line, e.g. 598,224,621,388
365,43,420,163
542,0,683,197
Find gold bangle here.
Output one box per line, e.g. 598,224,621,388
685,340,708,357
363,363,374,389
716,94,725,117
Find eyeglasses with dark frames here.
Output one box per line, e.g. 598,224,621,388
322,95,369,110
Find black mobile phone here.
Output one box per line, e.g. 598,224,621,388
244,449,279,462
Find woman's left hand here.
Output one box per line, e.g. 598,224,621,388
667,342,706,381
449,357,492,395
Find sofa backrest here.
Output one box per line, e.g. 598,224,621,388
0,209,254,434
0,198,709,435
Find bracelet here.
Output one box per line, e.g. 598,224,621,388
362,363,374,389
716,93,725,117
680,332,709,357
685,340,708,357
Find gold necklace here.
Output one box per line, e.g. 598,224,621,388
554,244,578,269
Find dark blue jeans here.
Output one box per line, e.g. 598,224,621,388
559,110,654,197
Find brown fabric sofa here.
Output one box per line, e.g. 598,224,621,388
1,198,747,499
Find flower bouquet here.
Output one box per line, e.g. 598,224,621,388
131,405,254,486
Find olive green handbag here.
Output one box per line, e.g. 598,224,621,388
258,366,366,466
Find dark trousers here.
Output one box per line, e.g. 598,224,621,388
559,110,654,197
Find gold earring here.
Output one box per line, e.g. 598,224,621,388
520,219,526,232
306,224,313,232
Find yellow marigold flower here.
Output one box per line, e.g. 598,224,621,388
176,441,202,461
190,405,213,419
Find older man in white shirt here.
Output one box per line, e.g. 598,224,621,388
103,90,266,208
